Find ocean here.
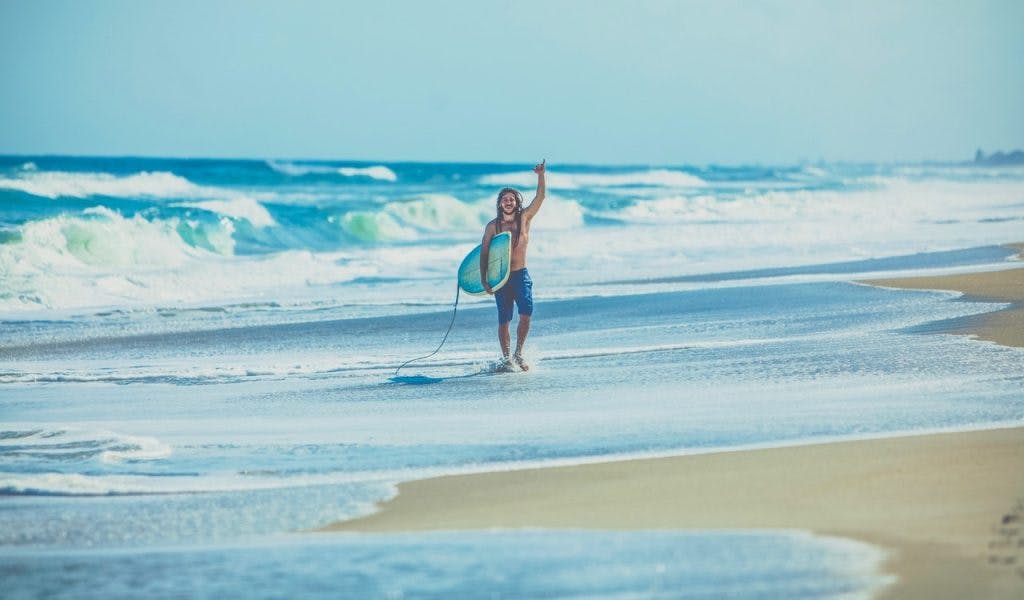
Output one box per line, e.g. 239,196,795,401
2,156,1023,598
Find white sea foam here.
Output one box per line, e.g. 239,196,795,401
266,160,327,176
590,177,1024,228
266,161,397,181
0,473,159,496
0,248,381,311
0,427,172,464
530,195,585,230
175,197,277,228
480,169,708,190
0,472,236,496
22,319,1003,386
800,166,829,178
0,170,206,199
0,354,400,385
0,468,401,496
338,165,398,182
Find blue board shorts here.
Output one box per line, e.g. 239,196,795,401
495,268,533,324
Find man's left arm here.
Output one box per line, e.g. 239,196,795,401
522,159,546,221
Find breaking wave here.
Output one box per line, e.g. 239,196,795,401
174,197,277,228
336,194,584,243
338,165,398,182
0,169,209,199
0,207,381,311
267,161,397,181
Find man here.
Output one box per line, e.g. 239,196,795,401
480,159,546,371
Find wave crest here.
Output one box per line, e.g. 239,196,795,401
175,197,277,228
21,206,224,269
0,170,204,199
341,212,419,243
266,161,397,181
338,194,491,242
338,166,398,182
385,194,490,231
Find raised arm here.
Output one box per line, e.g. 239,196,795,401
521,159,546,222
479,220,497,294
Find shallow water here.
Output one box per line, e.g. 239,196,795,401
1,530,894,600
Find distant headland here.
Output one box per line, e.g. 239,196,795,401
973,148,1024,166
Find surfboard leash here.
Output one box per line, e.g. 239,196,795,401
394,282,461,376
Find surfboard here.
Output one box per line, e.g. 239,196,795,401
458,231,512,296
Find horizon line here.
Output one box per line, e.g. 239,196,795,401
0,151,1003,170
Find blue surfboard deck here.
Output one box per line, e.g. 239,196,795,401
458,231,512,296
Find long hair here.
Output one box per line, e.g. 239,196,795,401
495,187,524,248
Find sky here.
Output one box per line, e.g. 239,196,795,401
1,0,1022,165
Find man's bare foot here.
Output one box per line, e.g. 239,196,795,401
495,356,516,373
514,354,529,371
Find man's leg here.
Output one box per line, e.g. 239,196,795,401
513,270,534,370
514,315,531,370
496,285,514,359
498,322,511,358
514,315,531,357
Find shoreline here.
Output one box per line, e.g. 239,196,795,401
860,244,1022,348
320,247,1024,599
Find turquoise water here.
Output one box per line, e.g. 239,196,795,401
2,156,1024,597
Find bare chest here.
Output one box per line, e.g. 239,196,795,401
499,221,530,263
